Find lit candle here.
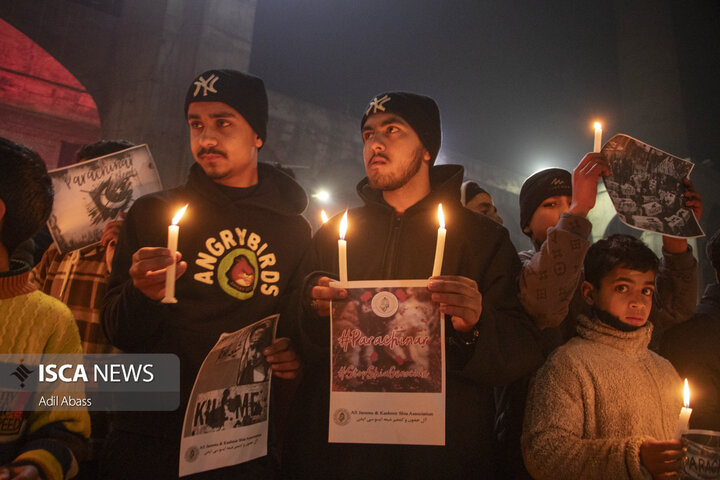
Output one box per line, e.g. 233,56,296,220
674,378,693,440
593,122,602,153
432,204,446,277
321,210,329,224
338,210,348,285
161,204,188,304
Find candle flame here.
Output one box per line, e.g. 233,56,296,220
339,210,348,240
593,121,602,131
684,378,690,407
437,203,445,229
172,204,188,225
321,210,329,224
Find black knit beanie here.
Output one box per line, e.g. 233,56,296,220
461,181,489,206
184,69,268,146
519,168,572,233
360,92,441,164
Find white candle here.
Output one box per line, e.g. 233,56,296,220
593,122,602,153
338,210,348,285
321,210,329,224
674,378,693,440
161,204,188,304
432,204,446,277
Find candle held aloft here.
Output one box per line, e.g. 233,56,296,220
432,204,446,277
674,378,693,440
338,210,348,285
593,122,602,153
161,204,188,304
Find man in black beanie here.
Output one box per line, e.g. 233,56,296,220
461,180,503,224
282,91,543,478
101,69,311,479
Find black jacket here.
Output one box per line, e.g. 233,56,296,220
101,163,311,448
283,164,542,479
661,283,720,431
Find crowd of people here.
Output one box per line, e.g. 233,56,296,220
0,68,717,480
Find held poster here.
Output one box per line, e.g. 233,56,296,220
601,134,704,239
328,280,445,446
179,315,278,477
47,144,163,253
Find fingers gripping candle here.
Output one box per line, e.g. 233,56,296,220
161,204,188,304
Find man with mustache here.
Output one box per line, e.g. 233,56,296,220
101,70,310,478
282,92,543,478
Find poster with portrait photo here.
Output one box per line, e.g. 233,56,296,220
47,145,163,254
601,134,704,238
179,315,278,477
328,280,445,446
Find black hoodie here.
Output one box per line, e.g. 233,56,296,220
102,162,311,442
283,164,543,479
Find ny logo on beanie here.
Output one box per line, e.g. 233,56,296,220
365,94,391,115
192,74,219,97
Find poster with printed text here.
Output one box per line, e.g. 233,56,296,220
328,280,445,446
47,145,163,254
601,134,704,238
179,315,278,477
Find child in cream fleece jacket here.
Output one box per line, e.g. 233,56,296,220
522,235,685,480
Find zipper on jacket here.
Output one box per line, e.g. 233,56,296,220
382,214,403,278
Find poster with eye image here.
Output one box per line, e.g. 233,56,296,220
179,314,278,477
46,145,163,254
601,134,704,238
328,280,445,446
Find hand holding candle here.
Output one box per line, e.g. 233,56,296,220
161,204,188,304
674,378,693,440
593,122,602,153
338,210,348,285
432,204,446,277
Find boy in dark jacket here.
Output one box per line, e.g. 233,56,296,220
661,227,720,431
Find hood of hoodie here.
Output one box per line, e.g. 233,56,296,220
185,162,307,216
355,164,465,214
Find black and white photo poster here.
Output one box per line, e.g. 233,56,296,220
179,315,278,477
601,134,704,238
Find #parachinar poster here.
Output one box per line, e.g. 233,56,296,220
47,145,163,254
328,280,445,446
179,315,278,477
601,134,704,239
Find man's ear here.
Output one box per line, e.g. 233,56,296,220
422,149,431,163
0,198,5,223
523,226,532,235
255,136,263,149
581,280,595,305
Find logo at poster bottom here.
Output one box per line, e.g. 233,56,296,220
333,408,351,426
184,445,199,463
371,291,399,318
